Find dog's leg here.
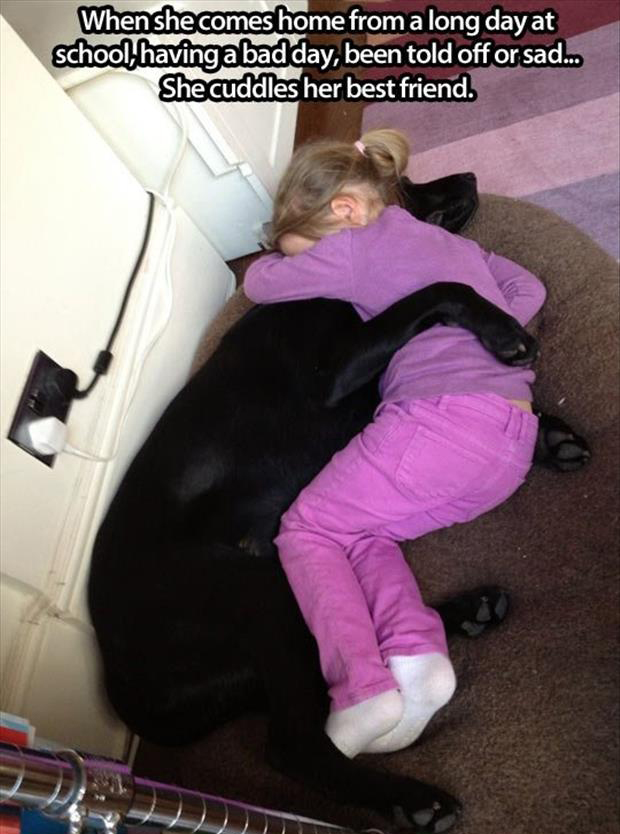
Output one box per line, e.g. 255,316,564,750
435,587,510,639
322,282,537,405
533,410,591,471
252,572,462,833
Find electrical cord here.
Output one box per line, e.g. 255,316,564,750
67,190,178,464
54,68,189,462
73,191,156,399
68,68,188,403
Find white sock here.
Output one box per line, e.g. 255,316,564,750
325,688,404,759
363,653,456,755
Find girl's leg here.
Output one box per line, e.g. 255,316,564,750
275,516,405,758
346,531,457,755
276,408,449,757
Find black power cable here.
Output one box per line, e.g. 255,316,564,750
73,192,156,399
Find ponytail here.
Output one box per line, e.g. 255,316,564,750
359,128,410,180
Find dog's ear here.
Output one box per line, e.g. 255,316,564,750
397,181,453,228
398,173,479,232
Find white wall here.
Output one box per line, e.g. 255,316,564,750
0,16,235,756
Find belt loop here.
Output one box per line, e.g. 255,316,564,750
515,407,522,441
505,404,521,440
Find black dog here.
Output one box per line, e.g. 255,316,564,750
89,174,588,833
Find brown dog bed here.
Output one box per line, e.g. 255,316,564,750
137,195,620,834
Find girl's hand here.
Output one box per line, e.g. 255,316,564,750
278,232,316,256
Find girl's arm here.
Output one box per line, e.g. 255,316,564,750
244,233,354,305
483,250,546,326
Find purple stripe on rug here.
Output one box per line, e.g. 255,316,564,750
363,22,619,153
405,94,619,198
524,173,620,260
362,0,620,79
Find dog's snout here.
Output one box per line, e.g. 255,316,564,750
463,172,476,182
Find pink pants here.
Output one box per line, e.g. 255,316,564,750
276,393,538,710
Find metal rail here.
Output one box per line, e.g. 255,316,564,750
0,744,356,834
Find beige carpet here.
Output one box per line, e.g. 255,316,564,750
137,195,620,834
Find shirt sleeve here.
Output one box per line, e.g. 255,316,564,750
483,250,547,326
243,234,354,305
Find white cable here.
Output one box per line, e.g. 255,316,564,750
65,444,113,463
64,68,189,198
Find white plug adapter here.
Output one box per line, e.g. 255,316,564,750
27,416,68,456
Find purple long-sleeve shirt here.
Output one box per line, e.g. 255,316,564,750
244,206,546,403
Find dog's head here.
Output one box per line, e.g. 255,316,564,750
397,172,479,233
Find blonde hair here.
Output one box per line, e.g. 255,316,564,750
269,128,410,248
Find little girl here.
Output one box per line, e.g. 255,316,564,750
244,129,546,759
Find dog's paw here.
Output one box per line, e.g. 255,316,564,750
544,429,591,471
481,324,538,367
535,414,591,472
391,790,461,833
436,586,510,639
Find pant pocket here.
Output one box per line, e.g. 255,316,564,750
455,463,530,523
395,425,491,501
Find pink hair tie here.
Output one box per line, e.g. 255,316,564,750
354,140,366,156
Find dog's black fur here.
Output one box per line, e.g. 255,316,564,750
89,174,589,833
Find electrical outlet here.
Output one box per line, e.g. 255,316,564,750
7,351,77,467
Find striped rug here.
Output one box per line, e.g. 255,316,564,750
362,1,620,258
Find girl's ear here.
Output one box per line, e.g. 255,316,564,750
330,194,364,224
